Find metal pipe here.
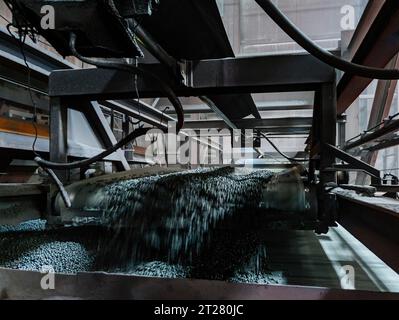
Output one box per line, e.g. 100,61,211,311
345,119,399,150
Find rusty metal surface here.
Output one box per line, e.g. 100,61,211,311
337,195,399,273
355,54,399,184
0,267,398,300
337,0,399,114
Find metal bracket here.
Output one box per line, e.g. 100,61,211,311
324,144,381,183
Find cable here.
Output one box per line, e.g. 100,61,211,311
0,13,11,24
35,127,150,170
258,131,309,163
128,57,142,126
255,0,399,80
39,166,71,208
132,56,142,126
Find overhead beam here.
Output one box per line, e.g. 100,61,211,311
101,100,170,130
337,1,399,114
166,103,313,114
49,54,336,100
183,117,313,130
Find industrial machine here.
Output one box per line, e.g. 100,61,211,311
0,0,399,300
0,0,338,231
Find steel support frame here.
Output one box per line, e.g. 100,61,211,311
182,117,313,131
367,136,399,152
49,54,336,99
165,103,314,115
83,102,130,171
49,98,68,183
337,0,399,114
324,144,381,183
337,195,399,273
0,27,132,173
345,118,399,151
355,54,399,185
48,53,337,228
311,82,338,230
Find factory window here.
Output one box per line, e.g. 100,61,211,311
216,0,224,17
235,0,368,56
383,149,399,179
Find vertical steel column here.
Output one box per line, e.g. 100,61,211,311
317,80,337,231
337,113,347,149
48,97,68,221
49,97,68,182
319,82,337,185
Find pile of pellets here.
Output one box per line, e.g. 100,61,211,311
95,167,273,266
0,168,286,284
0,222,96,274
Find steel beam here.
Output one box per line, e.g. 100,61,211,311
82,102,130,171
345,118,399,151
101,100,169,130
325,144,380,180
0,132,128,163
366,136,399,152
49,97,68,183
49,54,336,100
319,84,337,183
356,54,399,184
1,266,398,300
314,83,338,229
337,1,399,114
338,195,399,273
166,103,313,114
0,76,48,111
183,117,313,130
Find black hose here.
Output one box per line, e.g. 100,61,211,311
255,0,399,80
127,18,179,77
39,166,72,208
69,33,184,132
35,127,150,170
